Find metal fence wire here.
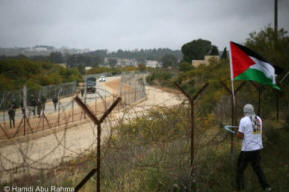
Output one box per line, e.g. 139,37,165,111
0,74,147,184
0,76,287,191
0,81,77,111
120,72,146,105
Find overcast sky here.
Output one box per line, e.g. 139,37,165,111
0,0,288,51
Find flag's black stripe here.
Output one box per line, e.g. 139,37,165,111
231,41,283,74
231,41,267,62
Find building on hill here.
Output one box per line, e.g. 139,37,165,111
145,60,161,68
116,58,138,67
192,55,220,67
85,66,92,71
57,63,67,68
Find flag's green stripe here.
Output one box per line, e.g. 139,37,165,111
234,68,280,90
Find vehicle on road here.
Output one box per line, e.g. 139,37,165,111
86,77,96,93
99,75,106,82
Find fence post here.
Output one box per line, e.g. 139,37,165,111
249,82,262,116
95,94,97,115
175,82,209,191
276,91,279,120
72,100,74,122
74,96,121,192
258,86,262,116
58,103,60,127
42,113,44,130
75,169,97,192
134,87,137,102
2,110,5,127
120,76,122,98
220,81,246,155
23,86,27,135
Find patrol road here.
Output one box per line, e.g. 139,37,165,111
0,81,182,183
0,76,117,123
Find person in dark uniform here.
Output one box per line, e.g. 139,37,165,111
29,94,36,116
11,98,17,109
40,95,47,112
8,104,16,128
52,95,58,111
80,88,84,97
36,98,42,117
20,101,25,115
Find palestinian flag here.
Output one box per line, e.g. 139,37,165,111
229,41,280,90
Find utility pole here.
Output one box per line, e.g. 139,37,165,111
274,0,278,34
274,0,280,120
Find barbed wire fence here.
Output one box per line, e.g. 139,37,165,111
0,74,148,185
0,75,287,191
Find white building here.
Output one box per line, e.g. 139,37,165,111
85,66,92,71
116,58,138,67
192,55,220,67
146,60,161,68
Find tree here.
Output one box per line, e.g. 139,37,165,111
181,39,212,62
221,47,228,60
49,52,64,63
161,54,177,68
209,45,219,55
245,26,289,116
0,58,82,90
108,58,117,67
179,61,193,72
75,64,85,75
245,26,289,78
138,63,146,72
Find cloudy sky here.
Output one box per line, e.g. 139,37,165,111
0,0,288,51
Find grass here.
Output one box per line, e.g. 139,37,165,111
1,107,288,192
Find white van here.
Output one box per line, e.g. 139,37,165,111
99,75,106,82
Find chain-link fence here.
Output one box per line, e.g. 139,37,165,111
0,74,147,139
120,72,146,105
0,75,149,183
0,81,77,111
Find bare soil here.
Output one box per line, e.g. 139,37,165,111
0,77,183,183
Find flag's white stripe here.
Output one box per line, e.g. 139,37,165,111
249,57,276,84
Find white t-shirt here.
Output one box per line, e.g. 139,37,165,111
238,115,263,151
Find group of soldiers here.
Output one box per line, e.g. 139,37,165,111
7,95,59,128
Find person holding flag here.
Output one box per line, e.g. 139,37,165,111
229,41,278,191
236,104,271,191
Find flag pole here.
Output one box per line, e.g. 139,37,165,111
229,42,236,107
228,42,236,156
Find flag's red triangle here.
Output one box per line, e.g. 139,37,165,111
230,42,255,78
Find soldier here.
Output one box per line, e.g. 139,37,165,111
36,98,42,117
80,88,84,97
52,95,58,111
8,104,16,128
29,94,36,116
40,95,47,112
20,100,25,115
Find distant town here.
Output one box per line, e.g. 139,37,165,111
0,45,184,69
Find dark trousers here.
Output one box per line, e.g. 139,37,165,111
53,102,57,111
236,150,270,190
9,117,15,128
